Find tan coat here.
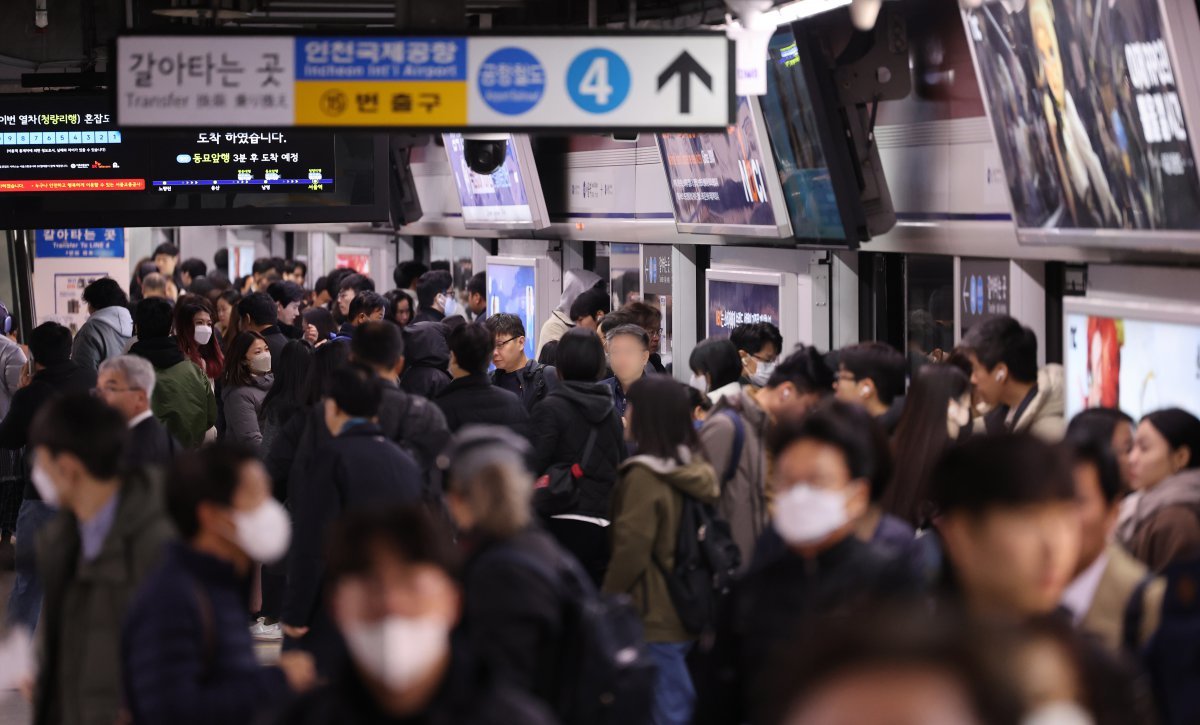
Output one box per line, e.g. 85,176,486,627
1080,543,1165,653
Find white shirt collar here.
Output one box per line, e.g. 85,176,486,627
1060,549,1110,625
128,409,155,429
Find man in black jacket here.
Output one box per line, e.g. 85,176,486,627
399,321,452,399
434,324,530,440
267,280,306,340
237,292,287,365
282,363,424,676
96,355,179,471
1,322,96,633
412,270,454,325
350,322,450,500
486,313,558,413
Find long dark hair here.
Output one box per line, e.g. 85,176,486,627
689,338,741,390
175,294,224,379
1143,408,1200,470
220,331,266,389
883,363,970,526
626,375,699,464
261,341,313,423
301,339,351,406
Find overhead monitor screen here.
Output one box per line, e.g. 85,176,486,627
0,93,384,227
707,278,781,340
443,133,547,229
656,96,790,237
1064,311,1200,420
760,29,846,242
487,261,538,361
964,0,1200,236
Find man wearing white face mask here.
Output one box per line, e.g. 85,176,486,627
412,270,456,325
27,394,175,725
696,401,920,725
729,322,782,389
276,506,557,725
122,444,317,725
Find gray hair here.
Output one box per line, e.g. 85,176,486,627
440,425,533,538
99,355,157,399
605,323,650,349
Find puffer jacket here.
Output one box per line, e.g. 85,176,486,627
699,387,770,570
602,449,719,642
221,373,274,447
72,305,134,372
1117,468,1200,572
400,321,452,399
530,381,626,519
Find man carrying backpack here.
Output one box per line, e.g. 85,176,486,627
487,313,558,413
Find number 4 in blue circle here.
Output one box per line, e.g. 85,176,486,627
567,49,631,114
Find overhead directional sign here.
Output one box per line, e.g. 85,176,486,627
115,34,733,131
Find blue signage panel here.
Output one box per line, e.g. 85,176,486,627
36,228,125,258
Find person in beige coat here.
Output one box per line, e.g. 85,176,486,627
962,315,1066,441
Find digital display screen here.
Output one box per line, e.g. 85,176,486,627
656,96,784,234
487,261,538,361
965,0,1200,232
1065,312,1200,420
707,279,781,340
760,29,846,241
443,133,536,227
0,93,384,228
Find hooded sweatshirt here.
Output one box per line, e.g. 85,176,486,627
602,448,720,642
537,270,602,357
130,337,216,448
400,321,452,400
1117,468,1200,572
530,380,627,520
72,305,134,372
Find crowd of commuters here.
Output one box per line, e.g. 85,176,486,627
3,248,1200,725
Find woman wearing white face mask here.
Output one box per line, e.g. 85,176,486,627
689,338,743,405
277,507,557,725
122,445,317,723
697,401,920,724
884,364,972,529
176,295,226,442
220,332,274,447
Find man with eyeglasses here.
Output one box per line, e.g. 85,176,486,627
96,355,179,472
485,313,558,414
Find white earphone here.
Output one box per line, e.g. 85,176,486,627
860,385,870,396
995,369,1006,382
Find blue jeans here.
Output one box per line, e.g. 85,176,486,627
646,642,695,725
6,499,56,633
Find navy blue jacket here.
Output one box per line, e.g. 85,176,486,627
122,542,289,725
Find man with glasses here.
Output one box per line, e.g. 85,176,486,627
96,355,179,471
485,313,558,414
730,322,783,388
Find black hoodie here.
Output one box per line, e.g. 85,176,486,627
128,336,186,370
399,321,452,400
530,381,627,519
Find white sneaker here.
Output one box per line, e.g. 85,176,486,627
250,617,283,641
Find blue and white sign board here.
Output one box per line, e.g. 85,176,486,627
115,34,733,131
36,228,125,258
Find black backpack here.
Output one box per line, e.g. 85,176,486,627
1124,557,1200,725
502,548,657,725
655,495,741,635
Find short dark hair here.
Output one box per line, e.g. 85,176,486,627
351,321,405,369
328,363,384,418
730,322,783,357
237,292,277,327
768,400,892,499
626,375,698,463
394,261,428,289
252,258,273,275
285,259,307,277
961,316,1039,383
325,268,355,298
598,310,632,335
325,506,459,584
179,258,207,280
430,260,451,271
448,323,495,375
338,273,376,295
153,242,179,258
267,280,305,307
767,346,835,393
349,291,387,321
30,322,72,365
1068,436,1123,505
213,248,229,273
485,313,526,340
467,271,486,298
606,323,649,350
931,433,1076,515
303,339,351,406
167,444,258,539
838,342,906,405
1142,408,1200,470
31,393,127,480
416,270,453,309
556,327,607,382
314,276,330,296
569,287,611,322
82,277,128,311
621,300,662,331
136,298,174,339
689,339,742,390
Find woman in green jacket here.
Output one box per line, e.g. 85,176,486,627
602,375,719,725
